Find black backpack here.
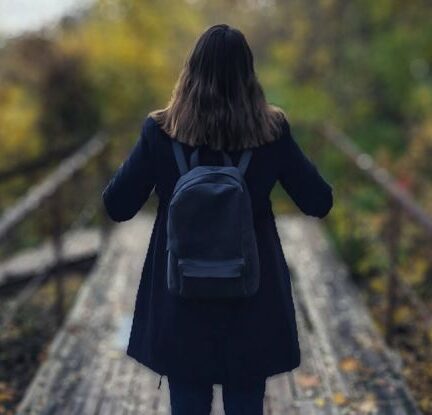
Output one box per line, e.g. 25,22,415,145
166,139,260,299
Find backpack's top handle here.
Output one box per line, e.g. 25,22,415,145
190,147,234,169
172,139,252,176
190,146,252,176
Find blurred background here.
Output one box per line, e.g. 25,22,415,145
0,0,431,414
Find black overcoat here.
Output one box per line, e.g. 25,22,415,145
102,115,333,385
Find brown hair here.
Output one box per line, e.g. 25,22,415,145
149,24,286,151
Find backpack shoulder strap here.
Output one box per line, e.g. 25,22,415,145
221,148,252,174
190,147,200,169
171,139,189,175
222,151,233,167
237,149,252,176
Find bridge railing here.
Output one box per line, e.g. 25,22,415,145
0,130,113,328
307,121,432,345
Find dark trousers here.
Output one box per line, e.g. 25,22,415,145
167,376,267,415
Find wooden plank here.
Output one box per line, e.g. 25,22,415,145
276,214,421,414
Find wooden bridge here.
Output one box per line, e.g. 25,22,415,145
1,121,429,413
14,211,420,414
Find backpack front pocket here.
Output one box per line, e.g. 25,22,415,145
169,256,247,298
178,257,245,278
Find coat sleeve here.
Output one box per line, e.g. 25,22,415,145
102,117,157,222
278,118,333,219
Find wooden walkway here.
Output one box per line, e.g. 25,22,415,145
15,212,420,414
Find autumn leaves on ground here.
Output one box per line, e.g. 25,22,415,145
0,0,431,414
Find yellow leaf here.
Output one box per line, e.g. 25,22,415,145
339,356,361,373
419,396,432,412
394,305,412,324
314,397,326,408
0,390,14,402
369,277,386,294
332,392,348,406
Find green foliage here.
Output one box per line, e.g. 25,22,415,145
58,0,204,127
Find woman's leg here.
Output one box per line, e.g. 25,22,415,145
222,377,267,415
167,376,214,415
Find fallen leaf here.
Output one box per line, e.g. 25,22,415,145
369,278,386,294
332,392,348,406
314,397,326,408
0,390,14,402
357,395,378,414
296,373,321,389
394,305,412,324
339,356,361,372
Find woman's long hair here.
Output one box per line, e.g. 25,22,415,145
149,24,286,151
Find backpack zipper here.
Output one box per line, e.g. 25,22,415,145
172,170,243,199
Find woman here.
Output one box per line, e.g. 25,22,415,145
102,24,333,415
